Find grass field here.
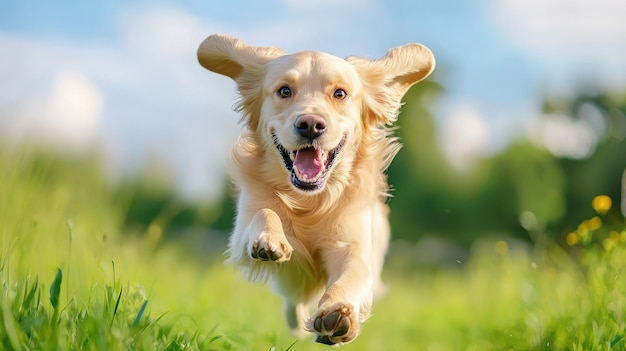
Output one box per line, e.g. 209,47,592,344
1,147,625,350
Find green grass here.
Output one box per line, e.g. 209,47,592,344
1,147,625,350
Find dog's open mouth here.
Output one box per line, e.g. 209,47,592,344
272,134,345,192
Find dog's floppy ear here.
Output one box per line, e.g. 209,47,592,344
198,34,285,130
197,34,285,79
347,43,435,125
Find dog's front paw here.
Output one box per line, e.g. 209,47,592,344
309,303,359,345
250,232,293,263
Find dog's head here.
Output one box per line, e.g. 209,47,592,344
198,34,434,193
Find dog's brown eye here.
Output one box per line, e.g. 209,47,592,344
278,86,292,98
333,89,347,100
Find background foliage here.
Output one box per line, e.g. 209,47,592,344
387,85,626,247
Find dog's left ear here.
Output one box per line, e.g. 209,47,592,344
197,34,286,130
197,34,285,79
347,43,435,125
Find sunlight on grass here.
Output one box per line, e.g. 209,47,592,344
1,146,625,350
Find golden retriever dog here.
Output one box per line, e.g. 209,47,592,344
197,34,434,345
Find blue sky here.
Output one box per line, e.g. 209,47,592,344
1,0,625,199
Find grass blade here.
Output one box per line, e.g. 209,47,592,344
284,339,298,351
21,276,38,312
49,268,62,310
610,334,624,347
133,300,148,327
110,288,123,328
0,303,23,351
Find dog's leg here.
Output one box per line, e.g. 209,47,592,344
243,208,293,262
308,246,373,345
227,207,293,270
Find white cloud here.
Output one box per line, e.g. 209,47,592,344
528,113,600,159
120,6,210,61
487,0,626,90
488,0,626,50
46,70,103,141
2,69,103,150
440,103,491,171
495,0,625,40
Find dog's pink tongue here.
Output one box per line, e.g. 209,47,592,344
294,148,324,179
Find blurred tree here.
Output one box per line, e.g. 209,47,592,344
543,91,626,237
114,160,219,238
388,84,625,246
476,142,565,239
207,179,236,232
386,79,461,242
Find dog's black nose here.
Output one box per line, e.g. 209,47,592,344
294,114,327,141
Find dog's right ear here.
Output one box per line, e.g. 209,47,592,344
197,34,285,80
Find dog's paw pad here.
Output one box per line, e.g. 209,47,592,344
250,235,292,263
311,304,356,345
314,335,335,345
313,310,350,336
257,247,284,261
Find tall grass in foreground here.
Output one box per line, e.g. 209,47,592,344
1,146,625,350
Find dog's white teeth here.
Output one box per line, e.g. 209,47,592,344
290,151,296,162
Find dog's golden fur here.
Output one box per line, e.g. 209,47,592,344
197,34,434,345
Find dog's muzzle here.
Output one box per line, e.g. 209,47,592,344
272,133,345,192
